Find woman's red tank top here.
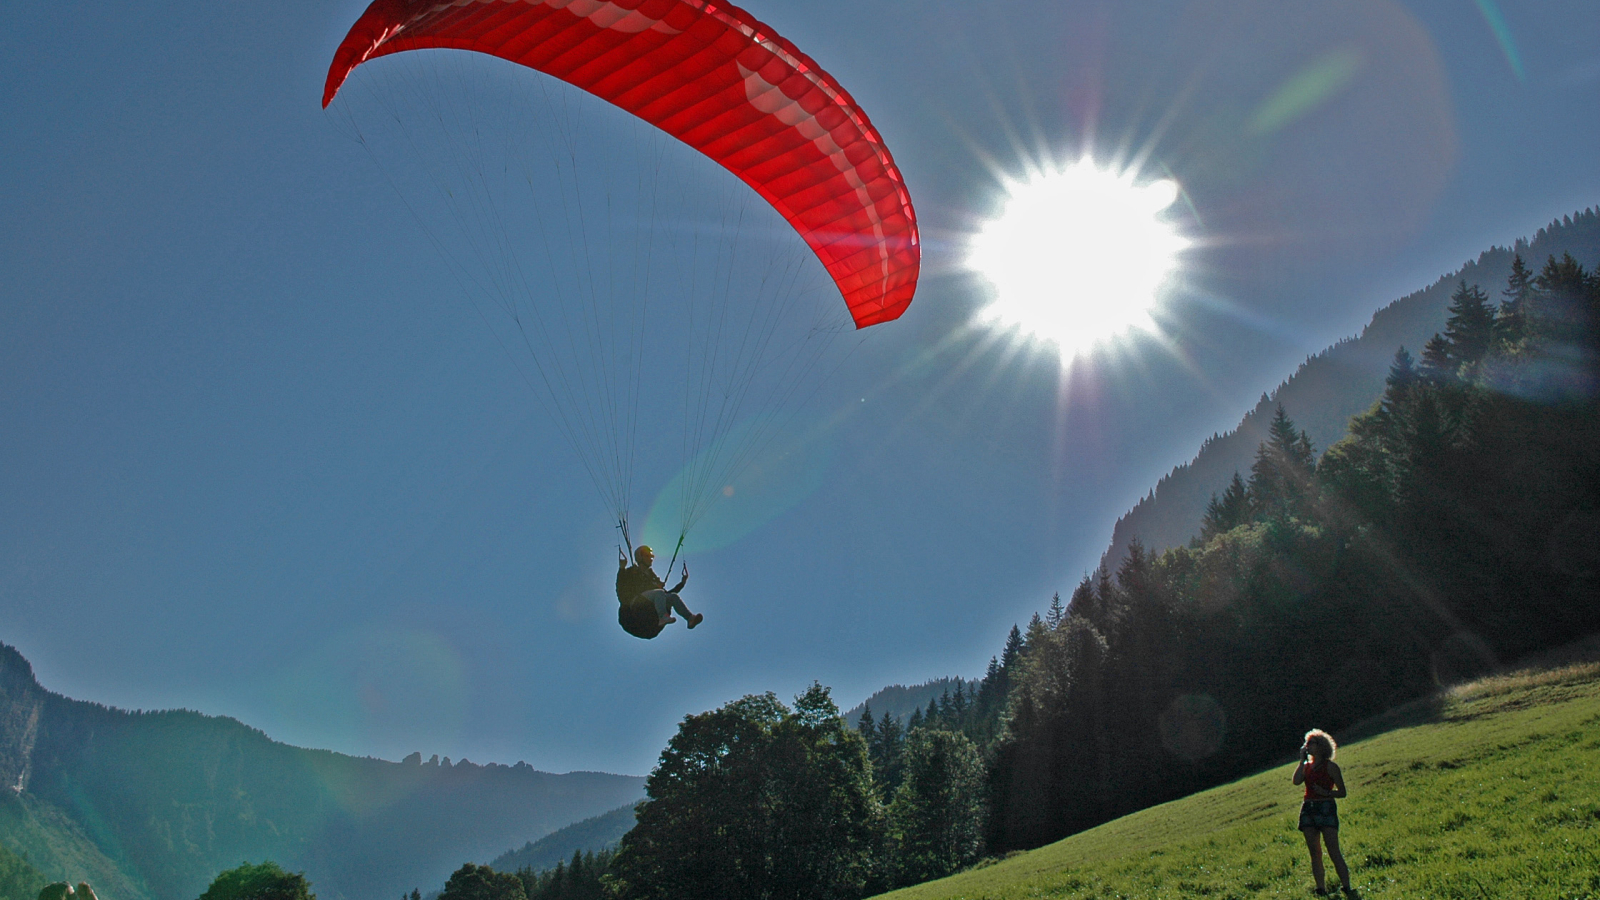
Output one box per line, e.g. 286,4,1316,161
1304,760,1336,800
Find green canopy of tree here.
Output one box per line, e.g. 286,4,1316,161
437,864,525,900
609,685,881,900
885,729,986,886
196,862,313,900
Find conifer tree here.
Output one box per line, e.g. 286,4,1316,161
1024,612,1046,644
1199,473,1250,542
1000,625,1024,670
1045,592,1066,629
1419,333,1455,381
874,710,905,793
1248,406,1314,521
1383,348,1417,415
885,729,987,886
1497,254,1533,345
1443,281,1496,368
1531,252,1598,348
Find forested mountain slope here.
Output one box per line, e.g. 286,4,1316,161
842,678,981,727
0,643,644,900
1103,208,1600,570
488,803,639,875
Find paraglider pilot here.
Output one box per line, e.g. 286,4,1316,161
617,545,702,639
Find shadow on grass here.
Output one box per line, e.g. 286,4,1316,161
1339,692,1449,745
1339,630,1600,747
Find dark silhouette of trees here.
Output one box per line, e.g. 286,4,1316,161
1248,406,1316,521
513,850,613,900
197,862,315,900
609,686,880,900
437,864,525,900
985,252,1599,854
885,729,986,887
1199,473,1250,543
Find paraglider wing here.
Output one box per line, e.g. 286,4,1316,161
325,0,919,327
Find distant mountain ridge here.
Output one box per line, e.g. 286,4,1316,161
488,803,639,874
0,642,644,900
842,677,981,727
1102,208,1600,570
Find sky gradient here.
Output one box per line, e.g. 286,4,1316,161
3,0,1597,776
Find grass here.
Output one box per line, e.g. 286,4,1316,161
878,661,1600,900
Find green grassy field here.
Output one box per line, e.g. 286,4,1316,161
879,662,1600,900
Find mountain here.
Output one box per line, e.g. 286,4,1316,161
488,802,638,874
1101,207,1600,570
0,836,49,900
0,642,645,900
842,678,981,727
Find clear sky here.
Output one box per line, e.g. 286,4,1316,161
3,0,1596,777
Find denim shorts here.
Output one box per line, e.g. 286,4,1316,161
1299,799,1339,830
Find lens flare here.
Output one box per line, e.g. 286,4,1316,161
968,160,1189,359
1249,47,1365,135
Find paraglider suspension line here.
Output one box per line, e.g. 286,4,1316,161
663,533,687,583
617,516,634,562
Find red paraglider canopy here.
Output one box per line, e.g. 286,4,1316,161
325,0,919,328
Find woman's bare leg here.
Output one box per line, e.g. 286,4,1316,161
1302,828,1326,892
1321,828,1350,891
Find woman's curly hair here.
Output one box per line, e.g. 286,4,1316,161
1304,728,1338,760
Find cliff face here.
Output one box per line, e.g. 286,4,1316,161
1101,209,1600,571
0,645,45,795
0,641,644,900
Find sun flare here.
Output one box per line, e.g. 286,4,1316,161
968,160,1189,358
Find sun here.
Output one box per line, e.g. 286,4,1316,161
967,160,1189,358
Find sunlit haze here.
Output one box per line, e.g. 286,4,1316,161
968,161,1189,358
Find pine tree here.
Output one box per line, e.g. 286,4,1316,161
875,710,905,793
1531,252,1598,348
1443,281,1496,369
1199,472,1249,542
1023,613,1049,659
884,729,987,886
1419,333,1455,381
1045,592,1065,628
949,682,968,727
1248,406,1314,521
1067,574,1096,621
1383,347,1417,414
999,625,1024,671
1497,254,1533,346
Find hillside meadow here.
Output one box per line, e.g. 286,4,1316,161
879,660,1600,900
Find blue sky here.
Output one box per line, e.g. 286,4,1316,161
3,0,1596,776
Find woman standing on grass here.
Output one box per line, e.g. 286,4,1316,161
1294,728,1351,895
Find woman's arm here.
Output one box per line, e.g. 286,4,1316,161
1292,758,1307,785
1327,761,1348,798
